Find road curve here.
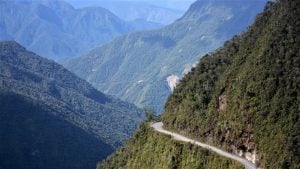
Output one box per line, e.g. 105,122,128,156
151,122,257,169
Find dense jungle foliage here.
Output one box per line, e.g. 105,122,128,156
100,0,300,168
163,0,300,168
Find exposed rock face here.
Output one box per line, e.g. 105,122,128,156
183,63,197,75
218,94,227,112
231,128,259,165
245,150,260,165
217,91,260,165
167,75,179,93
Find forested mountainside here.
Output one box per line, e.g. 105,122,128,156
0,0,153,62
65,0,267,113
0,92,113,169
0,41,144,148
100,0,300,169
98,123,243,169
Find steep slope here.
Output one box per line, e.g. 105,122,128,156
99,123,243,169
65,0,267,113
0,92,113,169
162,0,300,168
99,0,299,169
0,0,147,61
0,41,143,148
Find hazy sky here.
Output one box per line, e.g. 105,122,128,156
65,0,196,11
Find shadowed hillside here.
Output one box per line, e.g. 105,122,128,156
0,92,113,169
0,41,144,148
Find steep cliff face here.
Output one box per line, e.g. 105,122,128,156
163,0,300,168
99,1,300,169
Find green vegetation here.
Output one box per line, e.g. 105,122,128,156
99,123,242,169
144,108,161,122
0,41,143,147
0,92,113,169
163,1,300,168
65,0,267,113
98,1,299,168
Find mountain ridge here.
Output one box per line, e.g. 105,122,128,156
66,0,184,25
0,0,159,62
0,40,144,147
65,0,267,113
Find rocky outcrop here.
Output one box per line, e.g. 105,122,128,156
167,75,179,93
218,94,227,112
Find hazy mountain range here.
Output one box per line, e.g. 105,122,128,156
65,0,267,113
0,0,164,62
66,0,195,11
66,0,186,25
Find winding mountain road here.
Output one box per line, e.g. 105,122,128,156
151,122,257,169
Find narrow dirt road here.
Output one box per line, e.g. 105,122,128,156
151,122,257,169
